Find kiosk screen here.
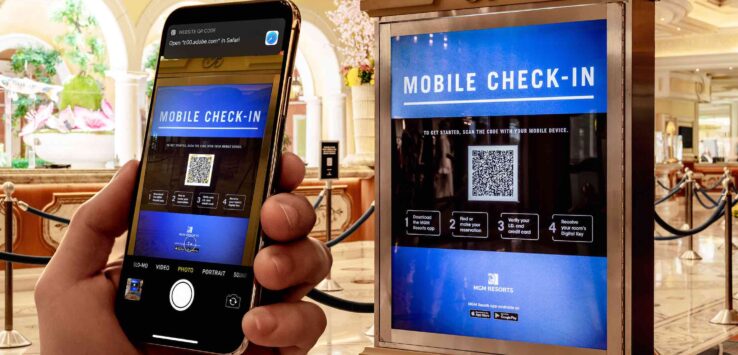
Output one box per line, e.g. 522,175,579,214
390,19,607,350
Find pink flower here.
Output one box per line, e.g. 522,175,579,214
20,103,55,136
73,106,114,131
101,99,113,119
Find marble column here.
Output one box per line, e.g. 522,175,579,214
303,95,322,167
108,71,146,165
323,93,347,161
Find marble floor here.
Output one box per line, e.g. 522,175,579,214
3,192,738,354
654,189,738,355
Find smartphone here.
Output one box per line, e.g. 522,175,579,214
115,1,300,353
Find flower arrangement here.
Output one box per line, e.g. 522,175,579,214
20,99,114,136
326,0,375,86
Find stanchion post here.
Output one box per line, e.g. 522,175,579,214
316,180,343,292
681,170,702,260
0,182,31,348
710,179,738,324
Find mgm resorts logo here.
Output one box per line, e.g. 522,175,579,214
175,225,200,253
473,272,513,294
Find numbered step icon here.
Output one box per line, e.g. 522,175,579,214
405,210,441,237
549,214,594,243
499,213,539,240
450,211,488,239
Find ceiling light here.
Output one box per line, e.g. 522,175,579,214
695,68,700,72
730,67,734,70
660,17,665,21
676,27,681,31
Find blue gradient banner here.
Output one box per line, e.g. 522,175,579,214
134,211,248,265
392,246,607,349
391,20,607,118
151,84,272,138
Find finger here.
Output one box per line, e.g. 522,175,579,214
104,259,123,293
260,193,315,242
242,302,326,351
254,237,331,293
47,160,138,283
277,152,305,192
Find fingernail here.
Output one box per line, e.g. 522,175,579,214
250,308,277,334
278,201,298,231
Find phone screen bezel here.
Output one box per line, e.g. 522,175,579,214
115,1,300,353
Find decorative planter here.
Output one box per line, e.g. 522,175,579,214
24,132,115,168
345,83,375,167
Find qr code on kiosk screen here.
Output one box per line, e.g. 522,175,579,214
184,154,215,187
468,146,518,202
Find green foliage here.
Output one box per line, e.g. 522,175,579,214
8,47,61,129
9,47,61,84
52,0,107,82
144,44,160,98
12,157,49,169
59,75,102,110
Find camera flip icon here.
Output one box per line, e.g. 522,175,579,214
225,294,242,309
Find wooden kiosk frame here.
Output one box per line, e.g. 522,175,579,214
367,0,654,354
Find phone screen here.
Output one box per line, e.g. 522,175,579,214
116,3,297,353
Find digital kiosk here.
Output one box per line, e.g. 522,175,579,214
366,1,654,354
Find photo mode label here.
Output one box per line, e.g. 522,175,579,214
405,210,441,236
451,211,488,239
551,214,593,243
499,213,539,240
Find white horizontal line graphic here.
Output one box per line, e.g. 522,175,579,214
157,126,257,130
403,95,595,106
152,334,198,344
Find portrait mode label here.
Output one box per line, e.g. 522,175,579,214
405,210,441,236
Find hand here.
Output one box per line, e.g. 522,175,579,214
35,152,330,355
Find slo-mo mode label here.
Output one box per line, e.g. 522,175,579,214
391,20,607,119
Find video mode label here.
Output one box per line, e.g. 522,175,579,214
499,213,539,240
551,214,593,243
406,210,441,236
451,211,488,239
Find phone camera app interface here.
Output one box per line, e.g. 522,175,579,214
117,16,288,353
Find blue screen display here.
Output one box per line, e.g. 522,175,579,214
151,84,272,138
390,19,608,350
132,83,272,266
391,20,607,119
135,211,249,265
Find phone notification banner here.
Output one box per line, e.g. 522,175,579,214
391,20,606,119
390,20,608,350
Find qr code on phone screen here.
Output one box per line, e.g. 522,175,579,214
184,154,215,187
468,145,518,202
